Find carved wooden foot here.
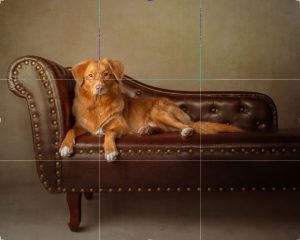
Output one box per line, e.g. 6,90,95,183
66,192,82,232
84,192,93,200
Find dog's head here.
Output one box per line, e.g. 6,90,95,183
71,59,124,96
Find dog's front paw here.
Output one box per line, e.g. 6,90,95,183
105,151,119,162
181,127,194,138
59,145,73,157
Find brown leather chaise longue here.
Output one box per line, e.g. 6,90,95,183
7,56,300,231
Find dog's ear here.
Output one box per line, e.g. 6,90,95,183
108,60,124,82
72,60,91,85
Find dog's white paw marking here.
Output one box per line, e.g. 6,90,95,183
138,125,151,135
105,151,118,162
181,127,194,137
59,146,73,157
95,128,104,136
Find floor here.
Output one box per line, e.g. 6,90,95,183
1,179,300,240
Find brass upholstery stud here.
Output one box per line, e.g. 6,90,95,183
36,133,40,137
157,149,161,153
282,187,286,191
42,76,46,80
31,61,36,65
148,149,152,153
62,188,66,192
251,148,255,152
251,187,256,191
241,187,246,191
293,148,297,152
241,148,245,152
79,150,83,153
230,187,234,191
51,109,56,114
89,188,93,192
55,161,60,166
54,142,59,146
272,187,276,191
186,187,191,191
128,188,132,192
36,65,41,70
99,188,103,192
210,149,214,153
262,187,266,191
271,148,276,152
167,149,171,153
108,188,113,192
156,187,161,191
207,187,212,192
80,189,84,192
32,114,37,118
89,150,93,153
138,187,142,192
49,98,54,103
21,90,25,94
48,187,52,192
231,149,235,152
53,120,57,125
56,179,61,183
30,104,35,108
17,64,22,69
56,170,60,176
27,95,32,99
177,149,181,153
13,70,18,75
34,124,38,128
220,149,224,153
138,149,142,153
43,181,48,186
128,149,132,153
219,187,223,192
24,61,29,65
72,188,75,192
189,149,193,153
177,187,181,192
282,148,286,152
147,188,152,192
57,187,61,192
40,174,44,179
261,148,265,152
118,188,122,192
293,187,297,191
40,70,44,74
166,187,171,192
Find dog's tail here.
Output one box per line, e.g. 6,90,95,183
191,121,243,134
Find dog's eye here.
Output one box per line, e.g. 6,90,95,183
103,72,109,78
87,73,93,79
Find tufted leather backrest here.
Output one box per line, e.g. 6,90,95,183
122,76,278,131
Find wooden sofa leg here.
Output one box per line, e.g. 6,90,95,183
84,192,93,200
66,192,82,232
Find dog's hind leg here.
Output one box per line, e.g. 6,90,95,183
151,110,194,138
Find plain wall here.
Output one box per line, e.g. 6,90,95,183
0,0,300,169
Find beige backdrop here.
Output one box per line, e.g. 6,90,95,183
1,0,300,166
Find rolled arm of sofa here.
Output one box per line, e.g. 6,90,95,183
7,55,75,193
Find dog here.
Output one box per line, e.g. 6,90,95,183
59,59,242,162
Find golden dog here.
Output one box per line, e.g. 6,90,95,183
59,59,241,161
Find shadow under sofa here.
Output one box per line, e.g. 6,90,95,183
7,55,300,231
